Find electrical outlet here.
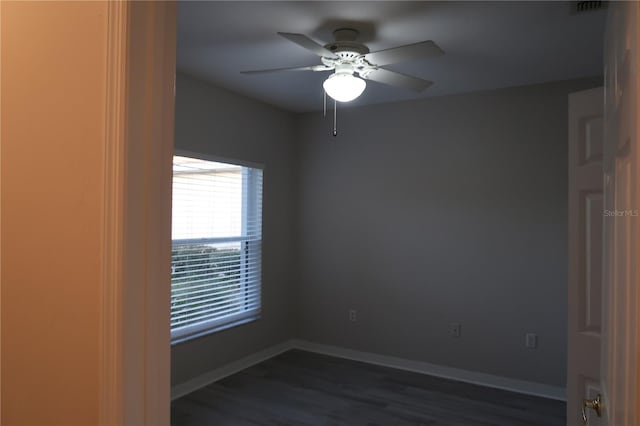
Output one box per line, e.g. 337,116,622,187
525,333,538,349
449,322,461,338
348,309,357,322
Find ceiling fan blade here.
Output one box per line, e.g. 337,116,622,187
278,32,338,59
363,68,433,92
241,65,332,75
364,41,444,66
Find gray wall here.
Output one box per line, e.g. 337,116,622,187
295,78,600,387
172,73,600,389
171,73,297,386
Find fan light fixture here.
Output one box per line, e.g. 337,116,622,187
323,72,366,103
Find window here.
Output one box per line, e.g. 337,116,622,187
171,155,263,343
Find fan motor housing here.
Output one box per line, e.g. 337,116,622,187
324,28,369,58
324,41,369,57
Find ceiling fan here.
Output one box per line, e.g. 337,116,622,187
242,28,444,103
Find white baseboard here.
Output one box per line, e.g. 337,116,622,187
171,340,295,400
291,339,566,401
171,338,566,402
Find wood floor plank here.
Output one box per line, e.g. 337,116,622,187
171,350,566,426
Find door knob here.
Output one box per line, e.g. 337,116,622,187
582,394,602,424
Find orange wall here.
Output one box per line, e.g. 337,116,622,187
1,2,108,424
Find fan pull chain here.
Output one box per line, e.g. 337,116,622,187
323,89,327,117
322,91,337,137
333,98,337,137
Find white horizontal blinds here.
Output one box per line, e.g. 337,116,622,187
171,156,262,342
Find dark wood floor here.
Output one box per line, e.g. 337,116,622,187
171,350,566,426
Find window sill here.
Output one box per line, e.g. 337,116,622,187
170,315,260,346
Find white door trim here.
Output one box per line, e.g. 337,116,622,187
100,2,128,424
100,2,176,425
600,2,640,424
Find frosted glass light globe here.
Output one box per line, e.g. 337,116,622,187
323,73,366,102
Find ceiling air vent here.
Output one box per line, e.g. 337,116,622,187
571,1,607,14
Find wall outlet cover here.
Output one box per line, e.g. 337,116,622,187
525,333,538,349
348,309,357,322
449,322,461,338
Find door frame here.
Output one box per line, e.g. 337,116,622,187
599,2,640,424
101,2,176,425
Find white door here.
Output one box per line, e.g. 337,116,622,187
568,3,640,424
567,87,604,426
599,2,639,426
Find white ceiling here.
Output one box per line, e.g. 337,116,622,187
177,1,606,112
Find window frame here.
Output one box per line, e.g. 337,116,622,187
170,150,264,344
